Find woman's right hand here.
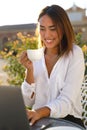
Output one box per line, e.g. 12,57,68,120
20,51,33,70
20,51,34,84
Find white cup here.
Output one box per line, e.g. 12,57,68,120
27,47,44,61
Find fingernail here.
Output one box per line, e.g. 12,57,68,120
29,122,32,126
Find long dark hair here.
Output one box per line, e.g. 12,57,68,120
37,5,75,56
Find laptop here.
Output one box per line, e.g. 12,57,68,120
0,86,30,130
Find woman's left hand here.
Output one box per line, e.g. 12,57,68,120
26,107,50,125
26,109,41,126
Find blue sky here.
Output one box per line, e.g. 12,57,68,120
0,0,87,26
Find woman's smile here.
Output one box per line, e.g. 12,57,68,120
45,39,54,43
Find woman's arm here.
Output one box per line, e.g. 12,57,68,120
20,51,35,107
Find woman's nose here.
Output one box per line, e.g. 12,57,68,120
44,30,51,38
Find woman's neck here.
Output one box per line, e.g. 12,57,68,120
44,48,59,77
45,48,59,57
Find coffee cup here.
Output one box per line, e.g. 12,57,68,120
27,47,44,61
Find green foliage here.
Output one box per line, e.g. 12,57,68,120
4,57,25,86
75,33,87,75
0,32,40,86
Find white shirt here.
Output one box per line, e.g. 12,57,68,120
21,44,85,119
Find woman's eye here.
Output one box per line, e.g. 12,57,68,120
40,28,45,31
50,27,56,31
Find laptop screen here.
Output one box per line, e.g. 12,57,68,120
0,86,30,130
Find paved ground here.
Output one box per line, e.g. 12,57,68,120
0,58,9,86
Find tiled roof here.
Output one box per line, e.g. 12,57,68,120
66,4,85,12
0,23,36,33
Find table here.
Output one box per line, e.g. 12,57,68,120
30,117,85,130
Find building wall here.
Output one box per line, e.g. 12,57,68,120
68,12,84,21
0,24,36,50
66,4,87,42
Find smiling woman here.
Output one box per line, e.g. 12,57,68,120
20,4,85,128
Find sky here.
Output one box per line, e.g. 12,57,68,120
0,0,87,26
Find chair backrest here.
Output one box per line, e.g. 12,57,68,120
81,75,87,129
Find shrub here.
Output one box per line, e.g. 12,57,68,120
0,32,39,86
75,33,87,75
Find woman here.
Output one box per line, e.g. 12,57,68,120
20,5,85,127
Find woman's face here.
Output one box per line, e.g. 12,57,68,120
38,14,62,49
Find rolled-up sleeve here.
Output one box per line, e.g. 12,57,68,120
21,80,36,107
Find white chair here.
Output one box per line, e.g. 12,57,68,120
81,75,87,129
